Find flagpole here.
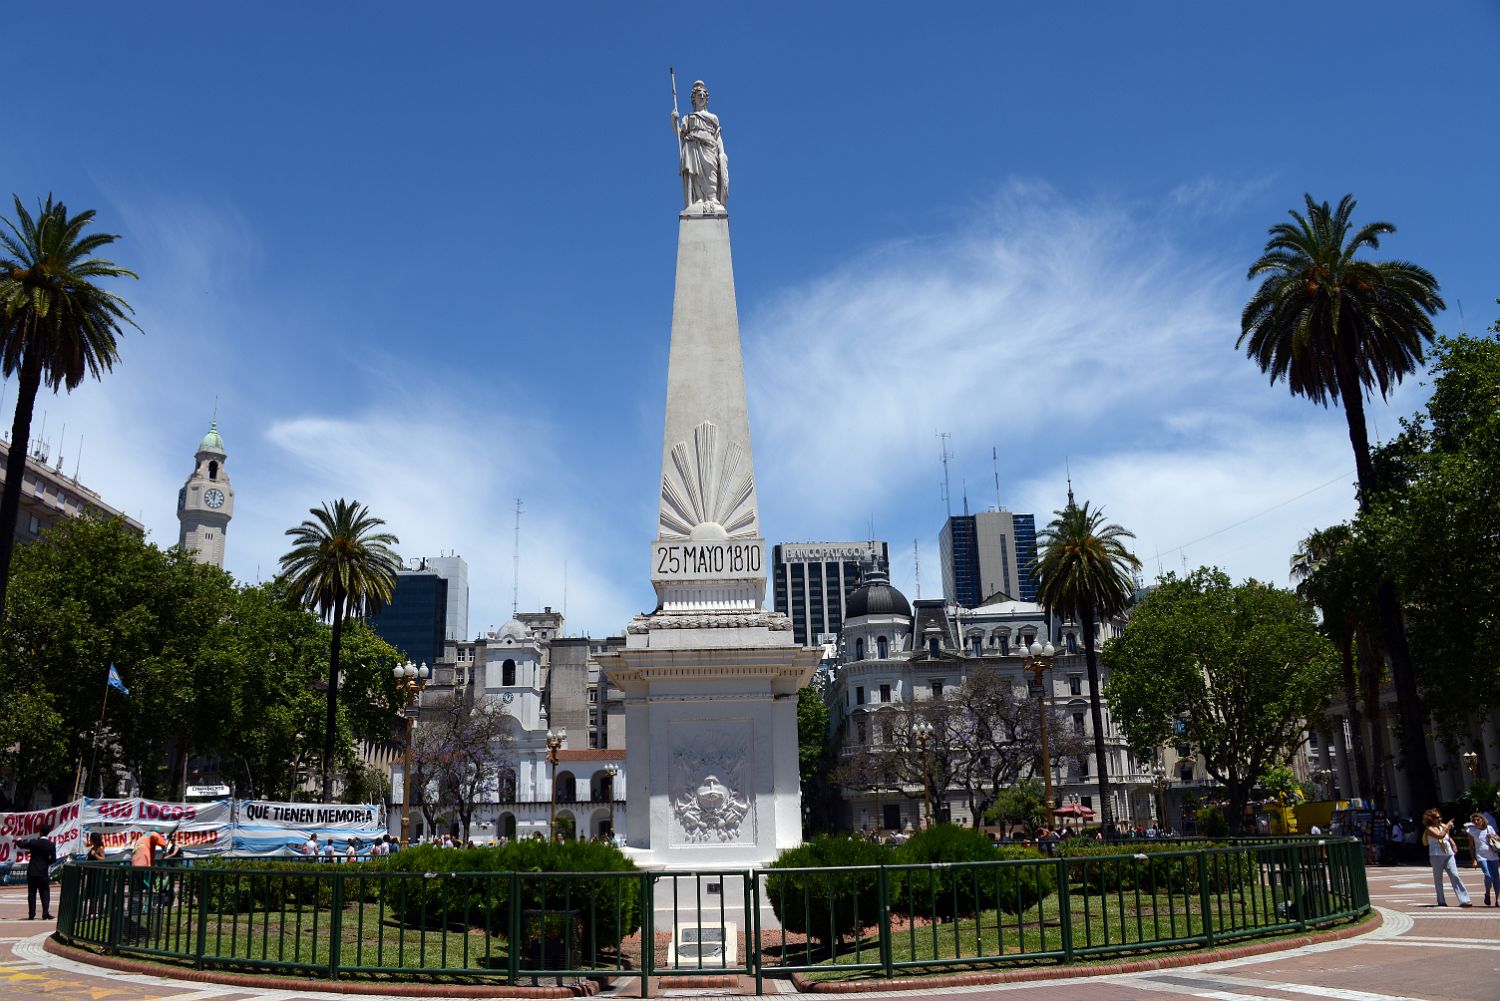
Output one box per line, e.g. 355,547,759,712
80,665,114,800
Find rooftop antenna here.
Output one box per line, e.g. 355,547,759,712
913,539,921,599
962,479,970,517
992,446,1002,511
55,423,65,470
1065,457,1075,507
937,432,953,517
562,560,568,623
511,498,523,617
73,435,83,480
34,411,48,462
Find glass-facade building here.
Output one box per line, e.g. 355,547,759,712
772,541,890,647
941,510,1039,608
368,570,448,666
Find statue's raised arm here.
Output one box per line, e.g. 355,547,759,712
676,79,729,211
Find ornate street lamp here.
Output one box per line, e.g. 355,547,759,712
546,728,567,840
1150,762,1168,829
912,719,935,827
391,660,430,848
1462,750,1480,781
603,762,620,843
1021,640,1057,811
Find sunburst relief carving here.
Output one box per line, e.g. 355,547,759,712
659,420,758,540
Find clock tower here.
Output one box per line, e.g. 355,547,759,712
176,420,234,568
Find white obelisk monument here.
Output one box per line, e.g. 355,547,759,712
602,78,818,868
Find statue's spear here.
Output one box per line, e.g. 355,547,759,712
670,67,683,158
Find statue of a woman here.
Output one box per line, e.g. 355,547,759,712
672,80,729,210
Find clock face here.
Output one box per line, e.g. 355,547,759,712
501,692,515,705
204,488,225,509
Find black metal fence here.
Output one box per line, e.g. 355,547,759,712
54,838,1368,993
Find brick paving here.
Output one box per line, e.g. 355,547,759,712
1,863,1494,1000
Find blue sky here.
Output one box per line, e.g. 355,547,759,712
4,3,1497,638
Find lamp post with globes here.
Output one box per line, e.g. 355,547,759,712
392,660,430,848
912,719,935,827
603,762,620,843
1150,762,1168,830
1021,640,1057,812
1462,750,1480,782
546,728,567,840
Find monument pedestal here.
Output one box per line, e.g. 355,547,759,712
604,623,816,868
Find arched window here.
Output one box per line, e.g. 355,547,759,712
498,767,517,801
999,635,1010,655
877,636,889,659
855,638,866,660
1065,633,1078,653
970,636,983,656
502,658,516,686
208,460,218,480
881,719,894,744
928,637,940,656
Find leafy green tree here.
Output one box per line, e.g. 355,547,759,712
1362,326,1500,743
1239,194,1444,807
279,499,401,800
0,196,137,624
1034,496,1141,833
1103,569,1337,831
985,777,1048,835
1290,525,1374,801
796,684,832,834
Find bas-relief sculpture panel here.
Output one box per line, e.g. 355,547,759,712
669,719,755,845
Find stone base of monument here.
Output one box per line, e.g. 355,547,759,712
603,612,817,869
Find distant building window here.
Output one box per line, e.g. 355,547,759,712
855,638,865,660
879,683,890,703
928,637,939,656
588,708,598,726
208,460,218,480
999,636,1009,655
856,720,867,744
970,636,982,656
1065,633,1077,653
588,689,598,703
1073,713,1085,736
1069,676,1083,696
1308,731,1319,748
1081,795,1092,809
589,732,599,748
856,686,865,706
877,636,889,659
27,515,39,534
1078,756,1089,778
930,679,944,699
881,720,894,744
503,659,516,686
1180,766,1193,782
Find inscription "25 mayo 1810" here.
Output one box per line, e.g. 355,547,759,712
652,540,763,579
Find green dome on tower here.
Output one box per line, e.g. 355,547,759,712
199,421,225,452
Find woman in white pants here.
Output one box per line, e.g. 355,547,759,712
1423,808,1472,907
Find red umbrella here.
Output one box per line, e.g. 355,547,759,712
1052,803,1096,819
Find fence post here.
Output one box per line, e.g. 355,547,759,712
877,865,894,979
1288,846,1307,932
1056,857,1074,963
107,870,125,954
749,870,762,997
194,870,210,969
328,869,344,981
1196,851,1214,948
641,873,655,998
57,866,78,936
507,871,520,984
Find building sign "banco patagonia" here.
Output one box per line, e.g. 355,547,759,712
653,539,764,580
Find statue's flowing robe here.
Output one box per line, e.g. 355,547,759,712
680,111,728,207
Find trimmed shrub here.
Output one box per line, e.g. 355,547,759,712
765,836,890,946
890,826,1054,919
1055,839,1252,894
1195,806,1231,838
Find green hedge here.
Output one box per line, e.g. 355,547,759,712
377,840,642,951
890,826,1054,918
1055,840,1253,893
765,836,891,945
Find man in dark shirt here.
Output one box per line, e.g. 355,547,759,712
17,836,56,920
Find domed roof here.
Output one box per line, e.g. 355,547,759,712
198,421,225,453
845,568,911,620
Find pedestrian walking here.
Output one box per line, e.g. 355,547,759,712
16,835,56,920
1423,808,1472,907
1463,813,1500,907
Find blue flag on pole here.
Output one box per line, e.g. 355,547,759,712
107,663,130,697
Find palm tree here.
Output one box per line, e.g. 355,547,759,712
1240,193,1443,808
0,196,137,620
1034,494,1141,835
279,499,401,800
1291,525,1370,802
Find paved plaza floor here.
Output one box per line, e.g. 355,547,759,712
1,865,1495,1000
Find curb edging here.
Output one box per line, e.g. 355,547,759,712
789,911,1381,993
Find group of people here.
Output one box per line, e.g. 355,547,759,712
299,833,401,859
1423,807,1500,907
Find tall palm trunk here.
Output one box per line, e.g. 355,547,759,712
1336,363,1437,810
1081,606,1114,834
0,353,42,619
323,595,345,801
1335,630,1370,800
1357,625,1389,808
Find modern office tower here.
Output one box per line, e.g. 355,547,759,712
771,541,890,647
940,509,1038,608
425,554,470,642
368,561,448,666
